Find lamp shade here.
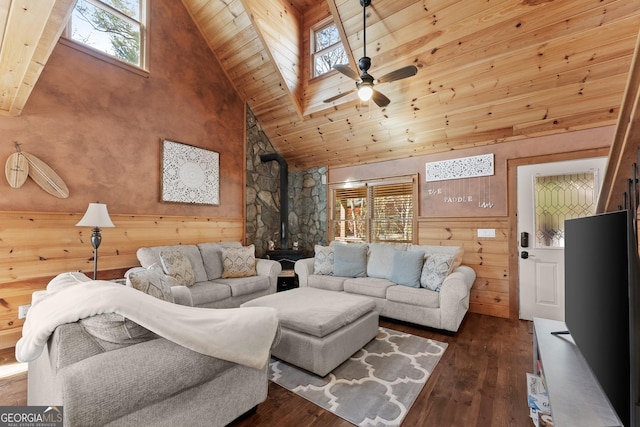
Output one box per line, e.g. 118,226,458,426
76,203,115,228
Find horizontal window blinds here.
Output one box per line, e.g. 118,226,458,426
372,182,414,217
334,186,367,203
330,174,417,243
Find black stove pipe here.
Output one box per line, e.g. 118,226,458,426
260,153,288,250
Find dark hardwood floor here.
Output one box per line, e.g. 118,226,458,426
0,313,533,426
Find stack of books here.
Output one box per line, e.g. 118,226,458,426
527,372,552,426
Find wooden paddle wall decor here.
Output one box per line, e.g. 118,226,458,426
4,152,28,188
4,144,69,198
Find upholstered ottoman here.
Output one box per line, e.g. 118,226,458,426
241,287,379,376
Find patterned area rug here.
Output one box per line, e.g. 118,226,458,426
269,327,447,426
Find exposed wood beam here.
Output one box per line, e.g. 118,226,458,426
597,27,640,213
326,0,356,72
0,0,75,116
241,0,304,119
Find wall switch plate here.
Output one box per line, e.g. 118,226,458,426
477,228,496,238
18,304,31,319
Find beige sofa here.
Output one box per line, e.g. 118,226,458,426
294,242,476,332
136,242,281,308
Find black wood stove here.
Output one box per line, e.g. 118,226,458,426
260,153,306,291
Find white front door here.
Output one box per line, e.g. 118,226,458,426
517,157,607,321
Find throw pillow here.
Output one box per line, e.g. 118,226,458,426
80,312,152,346
197,242,243,280
222,244,257,278
389,250,425,288
79,279,153,347
409,244,464,270
81,265,183,348
159,250,196,287
421,254,456,292
367,243,405,280
128,267,177,303
333,244,368,278
313,245,334,275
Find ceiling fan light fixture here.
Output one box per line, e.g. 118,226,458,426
358,84,373,101
322,0,418,107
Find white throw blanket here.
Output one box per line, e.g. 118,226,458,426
15,280,279,370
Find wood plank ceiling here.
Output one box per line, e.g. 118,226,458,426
0,0,75,116
1,0,639,173
182,0,640,170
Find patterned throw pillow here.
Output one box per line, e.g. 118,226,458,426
420,254,455,292
313,245,334,275
197,242,242,280
160,250,196,287
128,267,177,303
409,245,464,270
222,244,257,278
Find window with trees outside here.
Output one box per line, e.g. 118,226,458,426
312,19,348,78
330,174,418,244
65,0,147,70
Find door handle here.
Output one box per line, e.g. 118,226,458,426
520,251,536,259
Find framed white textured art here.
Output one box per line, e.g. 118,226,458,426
161,139,219,205
425,153,494,182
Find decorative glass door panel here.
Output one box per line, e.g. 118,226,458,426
518,157,607,321
534,172,598,248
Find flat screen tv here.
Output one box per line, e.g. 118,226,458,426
564,209,640,426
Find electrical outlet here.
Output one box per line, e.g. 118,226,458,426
477,228,496,238
18,304,30,319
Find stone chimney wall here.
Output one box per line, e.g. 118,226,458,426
289,166,327,255
246,108,327,258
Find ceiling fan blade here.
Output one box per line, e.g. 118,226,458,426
371,89,391,107
323,88,357,103
376,65,418,84
333,64,361,81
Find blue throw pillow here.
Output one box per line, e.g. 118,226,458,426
333,244,368,277
389,250,425,288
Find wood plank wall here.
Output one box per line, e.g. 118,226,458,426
417,217,510,319
0,211,243,349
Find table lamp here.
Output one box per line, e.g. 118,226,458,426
76,202,115,280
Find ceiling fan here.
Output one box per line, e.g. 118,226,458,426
323,0,418,108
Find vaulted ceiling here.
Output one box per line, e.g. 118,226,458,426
1,0,640,174
181,0,640,171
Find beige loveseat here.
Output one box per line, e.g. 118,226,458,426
294,242,476,332
136,242,281,308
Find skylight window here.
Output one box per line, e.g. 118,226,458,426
312,20,348,78
66,0,147,70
